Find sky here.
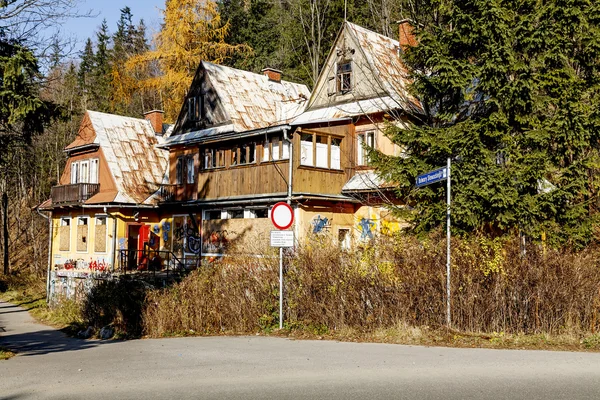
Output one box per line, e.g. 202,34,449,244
58,0,166,56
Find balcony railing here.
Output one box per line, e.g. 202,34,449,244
157,184,177,202
51,183,100,205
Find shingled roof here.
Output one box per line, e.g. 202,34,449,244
294,22,421,124
163,62,310,147
71,110,169,205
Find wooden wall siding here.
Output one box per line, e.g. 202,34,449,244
197,161,290,199
169,147,199,201
172,67,230,135
293,124,354,195
60,147,117,192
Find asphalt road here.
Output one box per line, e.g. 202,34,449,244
1,300,600,400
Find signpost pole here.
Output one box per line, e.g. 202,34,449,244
446,157,451,328
279,247,283,329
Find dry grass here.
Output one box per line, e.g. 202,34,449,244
142,234,600,349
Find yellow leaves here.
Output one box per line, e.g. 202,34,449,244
123,0,251,122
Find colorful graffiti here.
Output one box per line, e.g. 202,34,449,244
311,215,331,234
203,230,230,254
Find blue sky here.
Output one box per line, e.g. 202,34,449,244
59,0,166,55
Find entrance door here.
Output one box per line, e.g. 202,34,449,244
127,225,140,270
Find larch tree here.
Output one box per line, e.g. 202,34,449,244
127,0,249,121
370,0,600,247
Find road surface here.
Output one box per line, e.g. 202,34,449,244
1,300,600,399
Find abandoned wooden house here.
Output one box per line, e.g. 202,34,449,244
157,21,420,257
38,110,171,298
38,21,421,300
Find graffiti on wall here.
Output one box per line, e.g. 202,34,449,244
203,230,231,254
358,217,375,240
173,220,202,254
311,215,331,234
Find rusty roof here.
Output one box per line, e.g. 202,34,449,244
203,62,310,130
83,110,169,205
294,22,421,124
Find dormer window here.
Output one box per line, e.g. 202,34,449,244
336,61,352,93
188,94,204,122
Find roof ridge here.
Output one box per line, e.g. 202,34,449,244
345,21,399,46
201,60,308,88
87,110,152,124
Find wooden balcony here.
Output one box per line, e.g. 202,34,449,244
51,183,100,205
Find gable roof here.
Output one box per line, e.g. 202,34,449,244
71,110,169,205
163,62,311,147
294,22,421,124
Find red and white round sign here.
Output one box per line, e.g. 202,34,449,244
271,202,294,230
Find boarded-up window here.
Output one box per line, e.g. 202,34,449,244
94,216,107,253
59,217,70,251
77,217,88,252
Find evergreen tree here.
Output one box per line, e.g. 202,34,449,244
371,0,600,247
78,38,94,110
92,19,112,112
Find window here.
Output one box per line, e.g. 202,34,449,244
338,228,351,249
331,138,341,170
188,95,203,122
300,132,342,170
70,162,79,184
231,147,238,166
300,133,314,166
204,210,222,220
176,157,184,185
263,136,289,162
76,216,88,252
59,217,70,251
186,156,195,184
80,161,89,183
70,159,99,184
203,148,225,169
90,159,99,184
272,137,280,161
94,216,107,253
315,135,328,168
247,208,268,218
227,209,244,219
336,61,352,93
357,131,375,166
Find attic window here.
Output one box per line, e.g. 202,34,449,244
188,95,204,122
336,61,352,93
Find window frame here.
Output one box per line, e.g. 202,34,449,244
357,130,376,166
94,215,108,254
175,156,184,185
336,61,352,94
186,156,195,184
300,131,343,170
76,215,89,253
59,216,71,252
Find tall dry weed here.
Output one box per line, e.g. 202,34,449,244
142,234,600,337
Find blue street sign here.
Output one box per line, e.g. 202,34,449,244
416,167,447,187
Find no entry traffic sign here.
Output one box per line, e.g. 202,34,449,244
271,202,294,230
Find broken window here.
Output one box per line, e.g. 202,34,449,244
77,216,88,252
186,156,195,184
336,61,352,93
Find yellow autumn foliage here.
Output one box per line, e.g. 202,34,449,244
124,0,250,122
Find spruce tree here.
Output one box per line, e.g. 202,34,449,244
371,0,600,247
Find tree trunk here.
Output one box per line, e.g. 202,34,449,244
3,192,8,275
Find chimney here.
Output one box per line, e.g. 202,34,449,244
262,67,282,83
144,110,164,135
397,19,417,51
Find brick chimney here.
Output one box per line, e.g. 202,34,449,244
398,19,417,51
262,67,282,83
144,110,164,135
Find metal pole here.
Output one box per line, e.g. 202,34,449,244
446,157,451,328
279,246,283,329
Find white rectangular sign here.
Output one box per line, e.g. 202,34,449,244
270,230,294,247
